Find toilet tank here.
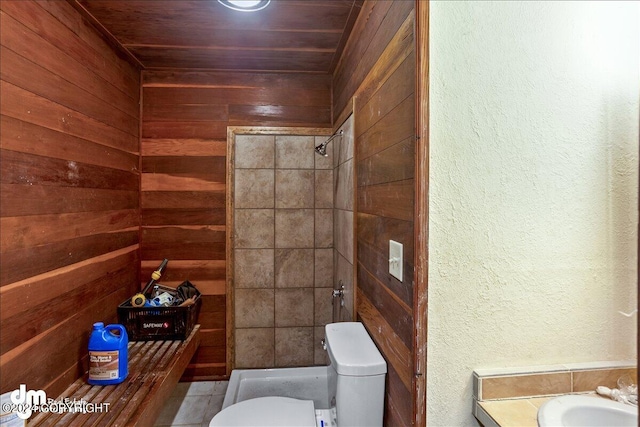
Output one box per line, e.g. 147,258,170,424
325,322,386,376
325,322,387,426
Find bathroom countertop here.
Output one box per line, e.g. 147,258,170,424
474,393,612,427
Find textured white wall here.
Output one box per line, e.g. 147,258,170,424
428,1,639,425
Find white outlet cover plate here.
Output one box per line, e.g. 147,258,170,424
389,240,403,282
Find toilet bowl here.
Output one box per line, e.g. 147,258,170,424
209,396,318,426
209,322,386,427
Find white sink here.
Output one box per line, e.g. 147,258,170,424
537,394,637,427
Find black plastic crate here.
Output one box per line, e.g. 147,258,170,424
117,284,201,341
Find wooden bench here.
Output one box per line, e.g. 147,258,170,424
29,325,200,427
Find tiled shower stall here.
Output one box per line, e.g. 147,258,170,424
231,115,355,370
232,133,335,368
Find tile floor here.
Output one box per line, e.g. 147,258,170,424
154,381,229,427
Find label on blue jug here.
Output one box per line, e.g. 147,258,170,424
88,351,120,380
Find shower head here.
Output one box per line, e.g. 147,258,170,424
315,130,343,157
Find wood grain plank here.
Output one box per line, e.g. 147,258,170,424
145,280,225,296
357,290,412,391
141,175,225,192
0,286,132,394
199,329,227,347
357,179,415,222
1,209,139,252
357,50,415,136
190,346,226,364
141,226,225,244
0,9,139,118
0,81,138,153
356,94,415,160
0,184,138,216
143,70,331,91
196,311,225,330
0,0,139,97
357,136,415,187
140,243,225,262
127,29,341,51
142,156,226,179
1,116,139,172
141,191,225,209
35,0,141,84
131,46,331,73
142,121,228,140
357,212,414,262
413,2,429,424
143,86,330,108
143,104,229,122
1,46,139,136
140,260,226,283
228,105,331,127
181,364,227,381
0,246,138,321
351,12,415,119
357,262,413,349
1,264,136,355
0,230,139,286
386,363,413,427
333,1,413,118
141,139,226,157
357,240,413,308
142,208,225,226
1,149,139,191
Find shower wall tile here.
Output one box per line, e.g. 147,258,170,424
235,169,274,208
234,209,274,248
235,289,274,328
334,209,353,263
235,328,274,368
275,248,314,288
314,136,333,170
315,209,333,248
275,170,314,208
314,248,333,288
275,327,314,367
335,252,354,297
314,288,333,326
275,209,314,248
315,170,334,208
335,251,354,321
335,116,354,167
334,158,354,211
314,326,329,365
275,288,314,327
235,249,274,288
235,135,275,169
276,136,314,169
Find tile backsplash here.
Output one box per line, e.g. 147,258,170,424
473,361,638,401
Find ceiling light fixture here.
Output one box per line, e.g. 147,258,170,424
218,0,271,12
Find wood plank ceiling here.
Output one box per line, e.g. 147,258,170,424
72,0,363,73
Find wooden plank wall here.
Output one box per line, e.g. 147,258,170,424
0,0,141,398
332,1,417,425
140,71,331,379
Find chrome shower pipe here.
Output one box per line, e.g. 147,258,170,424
315,129,344,156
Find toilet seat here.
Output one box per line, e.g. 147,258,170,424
209,396,317,427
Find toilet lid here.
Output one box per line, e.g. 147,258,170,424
209,396,316,427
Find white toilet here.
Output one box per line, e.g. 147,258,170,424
209,322,387,427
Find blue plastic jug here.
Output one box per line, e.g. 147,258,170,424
88,322,128,385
